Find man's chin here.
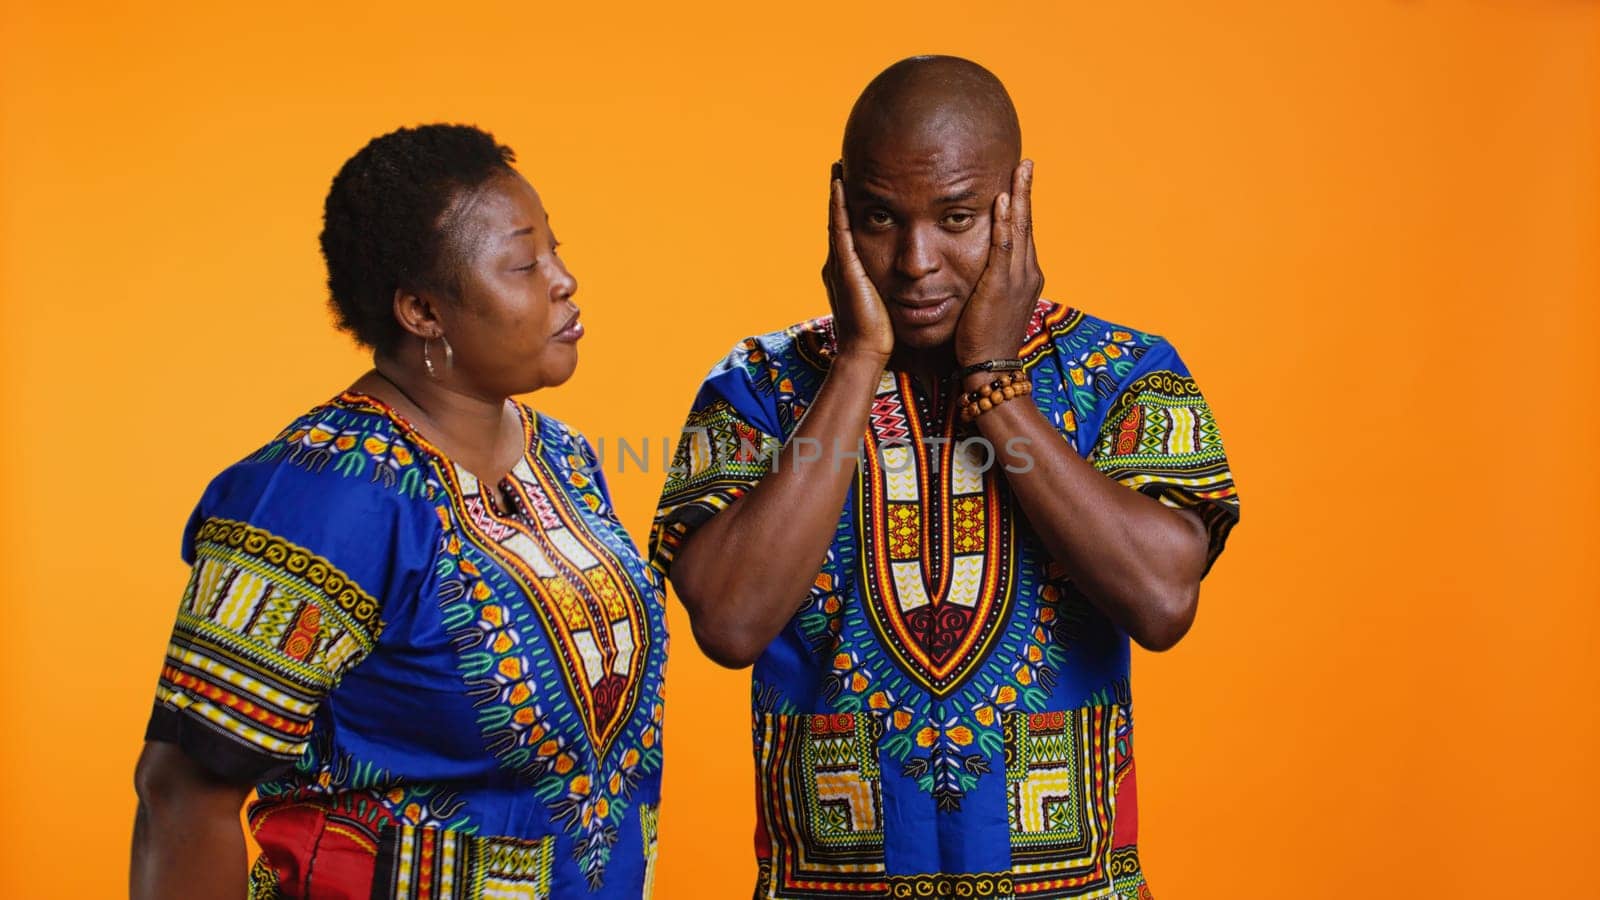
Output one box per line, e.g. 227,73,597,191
891,320,959,353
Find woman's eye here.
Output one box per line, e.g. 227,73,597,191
514,261,539,272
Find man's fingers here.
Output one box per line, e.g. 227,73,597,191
831,177,879,291
824,171,846,297
830,178,861,258
1013,161,1038,291
1013,160,1034,240
829,178,849,235
992,192,1014,254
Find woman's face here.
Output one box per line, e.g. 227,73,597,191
433,172,582,397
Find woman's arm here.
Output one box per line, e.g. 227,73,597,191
130,741,253,900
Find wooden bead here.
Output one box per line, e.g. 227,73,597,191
1002,386,1017,399
978,398,993,411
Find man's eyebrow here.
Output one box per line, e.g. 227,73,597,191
854,189,895,209
936,189,980,204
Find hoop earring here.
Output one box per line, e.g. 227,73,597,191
423,335,453,381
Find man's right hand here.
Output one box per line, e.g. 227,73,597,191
673,167,895,668
824,165,894,363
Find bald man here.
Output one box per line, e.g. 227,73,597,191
653,57,1239,899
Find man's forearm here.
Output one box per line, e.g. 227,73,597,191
671,353,885,667
969,378,1210,650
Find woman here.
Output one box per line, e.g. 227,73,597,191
130,125,668,899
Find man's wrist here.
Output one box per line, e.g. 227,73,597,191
955,347,1020,369
828,351,890,383
960,369,1021,396
953,353,1022,384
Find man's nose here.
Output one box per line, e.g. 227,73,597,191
894,225,940,280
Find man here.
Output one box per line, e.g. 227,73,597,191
653,56,1238,899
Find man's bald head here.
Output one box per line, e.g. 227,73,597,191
842,56,1021,172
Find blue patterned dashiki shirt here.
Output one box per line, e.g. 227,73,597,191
146,392,668,899
651,301,1238,900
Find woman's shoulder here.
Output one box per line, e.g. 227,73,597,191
197,392,446,524
181,391,446,579
522,405,599,474
522,405,585,448
519,405,617,512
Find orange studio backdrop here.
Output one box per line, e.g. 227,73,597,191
2,1,1596,897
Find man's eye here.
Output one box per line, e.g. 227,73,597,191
865,211,894,228
943,212,975,229
514,261,539,272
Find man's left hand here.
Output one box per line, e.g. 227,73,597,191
955,159,1044,366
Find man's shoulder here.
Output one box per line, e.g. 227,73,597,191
713,315,837,376
737,315,836,356
1024,301,1169,362
1022,301,1186,435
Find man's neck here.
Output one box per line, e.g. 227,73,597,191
888,343,957,384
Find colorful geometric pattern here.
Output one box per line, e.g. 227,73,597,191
431,430,662,885
651,397,781,574
1092,371,1238,568
884,872,1015,899
753,712,886,897
156,518,382,766
640,803,660,899
246,857,279,899
1003,707,1134,897
858,369,1017,699
372,825,555,899
148,393,666,898
655,302,1238,897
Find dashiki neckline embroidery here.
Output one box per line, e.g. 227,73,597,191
342,391,662,887
444,448,648,760
858,369,1017,699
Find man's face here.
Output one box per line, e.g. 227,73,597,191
844,119,1016,352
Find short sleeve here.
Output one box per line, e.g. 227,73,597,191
1089,341,1240,571
145,448,435,783
649,340,785,575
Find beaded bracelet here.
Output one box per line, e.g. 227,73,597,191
960,370,1032,422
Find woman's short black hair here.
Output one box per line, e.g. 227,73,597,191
319,124,517,353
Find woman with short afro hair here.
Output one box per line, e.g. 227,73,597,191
131,124,668,899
